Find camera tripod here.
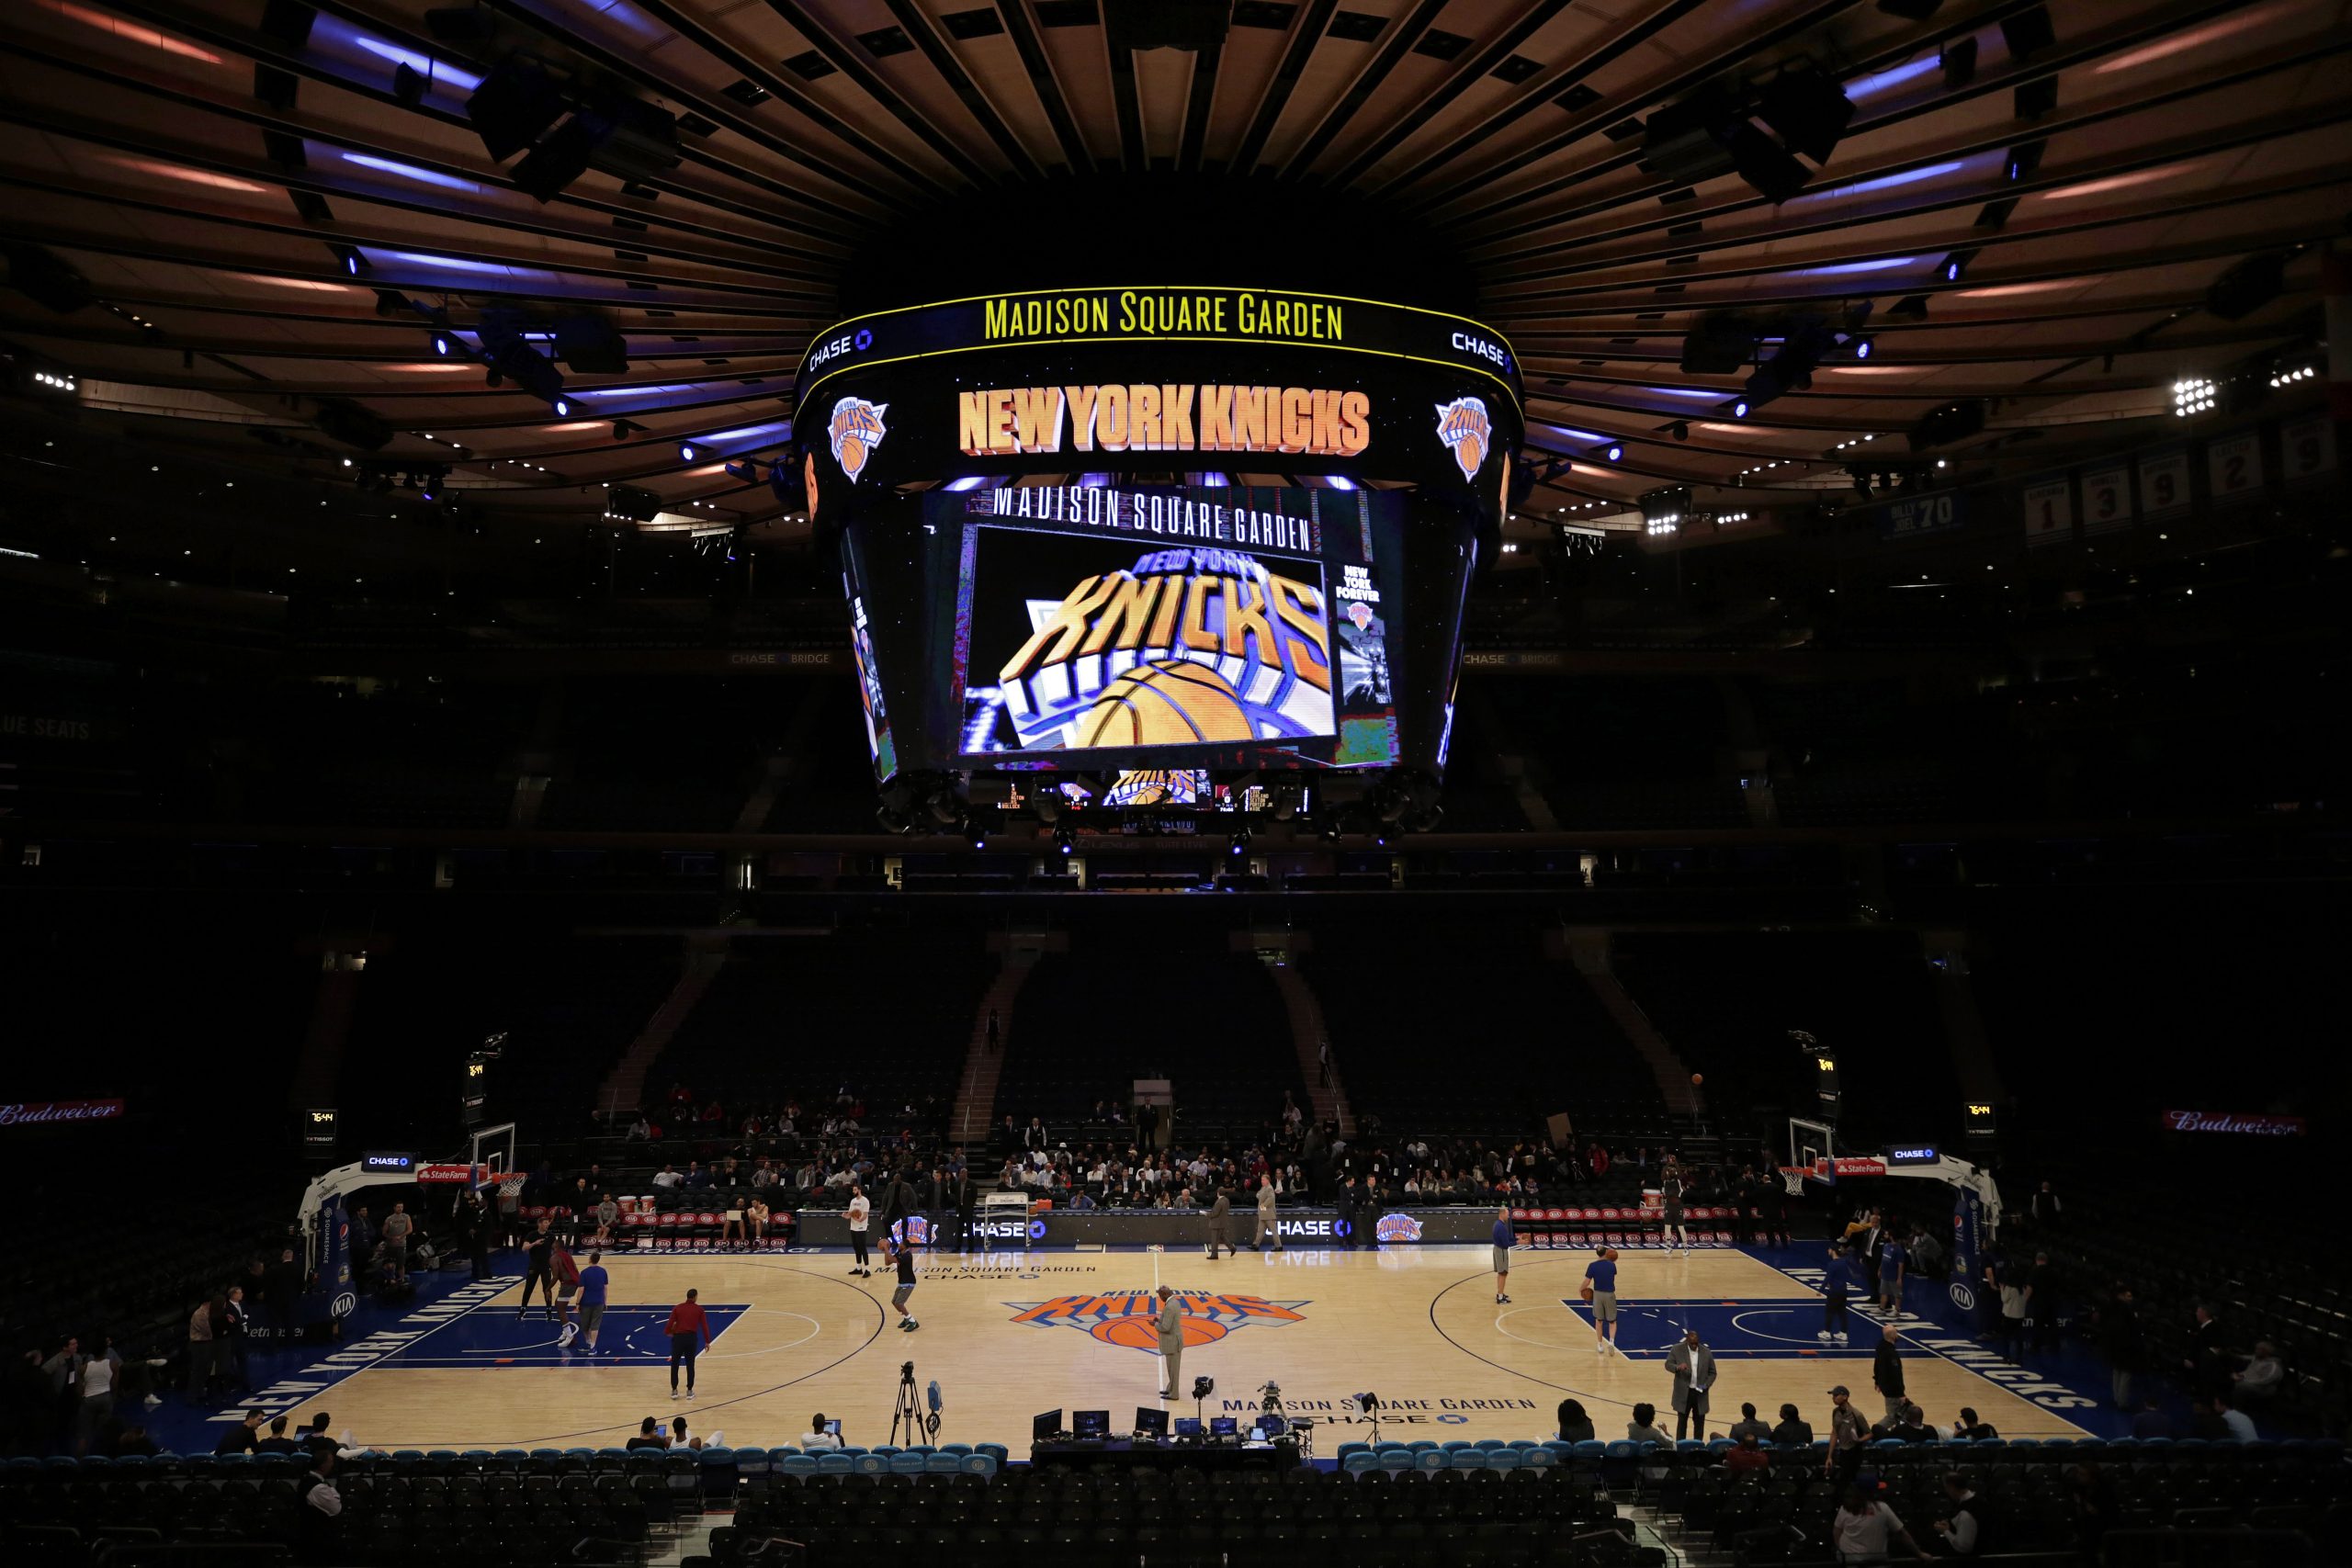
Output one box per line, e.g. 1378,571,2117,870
889,1360,936,1446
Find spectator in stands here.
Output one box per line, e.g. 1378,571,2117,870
1023,1117,1048,1150
298,1451,345,1564
109,1424,158,1459
2097,1284,2143,1409
652,1164,683,1190
626,1416,668,1451
2023,1251,2060,1355
1726,1402,1770,1444
2233,1342,2284,1408
670,1415,710,1450
801,1414,842,1450
1872,1325,1906,1422
684,1160,712,1190
184,1297,220,1400
1771,1404,1813,1446
1823,1386,1867,1479
2130,1397,2175,1440
257,1415,303,1455
1624,1404,1669,1447
222,1286,252,1389
627,1113,651,1141
1873,1402,1932,1443
215,1407,266,1454
2066,1462,2119,1558
1831,1483,1928,1563
73,1338,118,1455
1555,1399,1594,1442
2211,1393,2256,1440
1723,1429,1770,1474
2183,1301,2228,1396
1929,1470,1984,1556
2030,1180,2061,1230
1905,1224,1944,1280
1948,1407,1996,1441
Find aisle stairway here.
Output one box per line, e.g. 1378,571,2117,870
949,932,1066,1144
597,942,727,1116
1564,928,1702,1122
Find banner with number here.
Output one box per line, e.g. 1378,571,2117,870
2207,432,2264,502
2022,478,2072,547
2281,414,2337,487
2079,466,2133,536
2138,449,2191,519
1877,490,1966,541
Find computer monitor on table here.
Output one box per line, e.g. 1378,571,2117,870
1174,1417,1203,1438
1134,1406,1170,1438
1072,1410,1110,1439
1033,1409,1062,1442
1209,1416,1238,1438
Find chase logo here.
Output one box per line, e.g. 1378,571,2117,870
808,327,875,371
1006,1292,1307,1356
1434,397,1491,482
827,397,888,481
1374,1213,1423,1243
1451,332,1509,369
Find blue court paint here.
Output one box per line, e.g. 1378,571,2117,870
374,1303,748,1368
1557,1296,1853,1357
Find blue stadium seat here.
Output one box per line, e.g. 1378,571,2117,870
1486,1449,1521,1470
816,1453,853,1475
940,1444,974,1456
959,1452,999,1478
977,1443,1010,1466
1414,1450,1447,1472
853,1451,888,1474
924,1452,961,1473
888,1452,925,1474
779,1455,818,1479
1447,1450,1486,1469
1343,1452,1380,1476
1337,1442,1370,1464
1522,1446,1558,1469
1378,1451,1414,1473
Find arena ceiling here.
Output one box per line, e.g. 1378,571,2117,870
2,0,2346,543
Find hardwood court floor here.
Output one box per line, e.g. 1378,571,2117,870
292,1246,2093,1453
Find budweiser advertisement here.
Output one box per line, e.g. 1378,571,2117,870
0,1099,126,1129
2159,1111,2306,1136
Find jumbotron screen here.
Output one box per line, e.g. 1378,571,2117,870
940,484,1404,770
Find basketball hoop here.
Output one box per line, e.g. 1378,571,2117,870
1778,1167,1806,1199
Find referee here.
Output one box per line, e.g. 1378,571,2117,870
1492,1206,1515,1304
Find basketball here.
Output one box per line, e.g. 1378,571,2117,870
1075,658,1253,748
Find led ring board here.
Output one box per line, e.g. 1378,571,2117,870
791,286,1524,789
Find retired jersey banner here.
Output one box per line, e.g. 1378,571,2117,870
2281,414,2337,487
2138,449,2192,519
2079,465,2133,536
2022,479,2072,547
2206,432,2264,502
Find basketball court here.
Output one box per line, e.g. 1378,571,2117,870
203,1241,2100,1454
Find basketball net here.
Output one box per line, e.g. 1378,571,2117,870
1777,1167,1807,1199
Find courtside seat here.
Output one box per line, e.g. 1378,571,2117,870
1407,1442,1439,1453
978,1445,1009,1466
871,1446,901,1458
1337,1444,1369,1463
1447,1451,1486,1471
961,1454,999,1479
1415,1451,1447,1473
1344,1453,1381,1478
853,1454,888,1476
940,1444,973,1456
1379,1452,1415,1474
780,1457,818,1479
924,1454,962,1474
1487,1450,1522,1471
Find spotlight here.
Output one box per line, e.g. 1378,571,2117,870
1731,399,1750,419
968,823,987,851
2005,140,2045,183
1592,441,1624,464
1228,830,1250,858
679,441,699,462
552,396,573,417
1053,826,1075,856
1940,248,1978,283
430,331,458,357
326,243,366,276
30,370,79,394
2172,378,2216,418
1851,338,1874,360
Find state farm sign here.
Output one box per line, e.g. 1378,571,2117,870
0,1099,126,1128
2160,1111,2305,1136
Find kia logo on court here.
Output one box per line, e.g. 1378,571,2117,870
331,1292,356,1318
1948,1281,1975,1312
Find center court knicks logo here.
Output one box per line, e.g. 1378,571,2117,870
827,397,888,481
1434,397,1491,481
1007,1291,1307,1356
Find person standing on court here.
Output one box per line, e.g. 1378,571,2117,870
845,1183,872,1277
1583,1247,1622,1356
1254,1175,1282,1252
571,1252,609,1354
519,1219,558,1320
1877,1229,1908,1312
666,1287,708,1400
1156,1285,1185,1400
887,1236,921,1332
1205,1184,1234,1260
1872,1324,1907,1422
1659,1159,1690,1255
1492,1207,1515,1304
1665,1327,1716,1438
952,1165,975,1254
1334,1175,1359,1250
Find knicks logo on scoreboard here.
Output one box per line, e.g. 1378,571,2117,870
1006,1292,1308,1356
827,397,889,481
1374,1213,1423,1243
1434,396,1491,482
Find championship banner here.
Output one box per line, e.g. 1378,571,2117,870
1949,1187,1985,1314
2281,414,2337,487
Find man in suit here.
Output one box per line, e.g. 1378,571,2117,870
1334,1175,1360,1250
1665,1328,1716,1439
1156,1286,1185,1400
1254,1176,1282,1252
951,1166,975,1253
1205,1185,1234,1260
